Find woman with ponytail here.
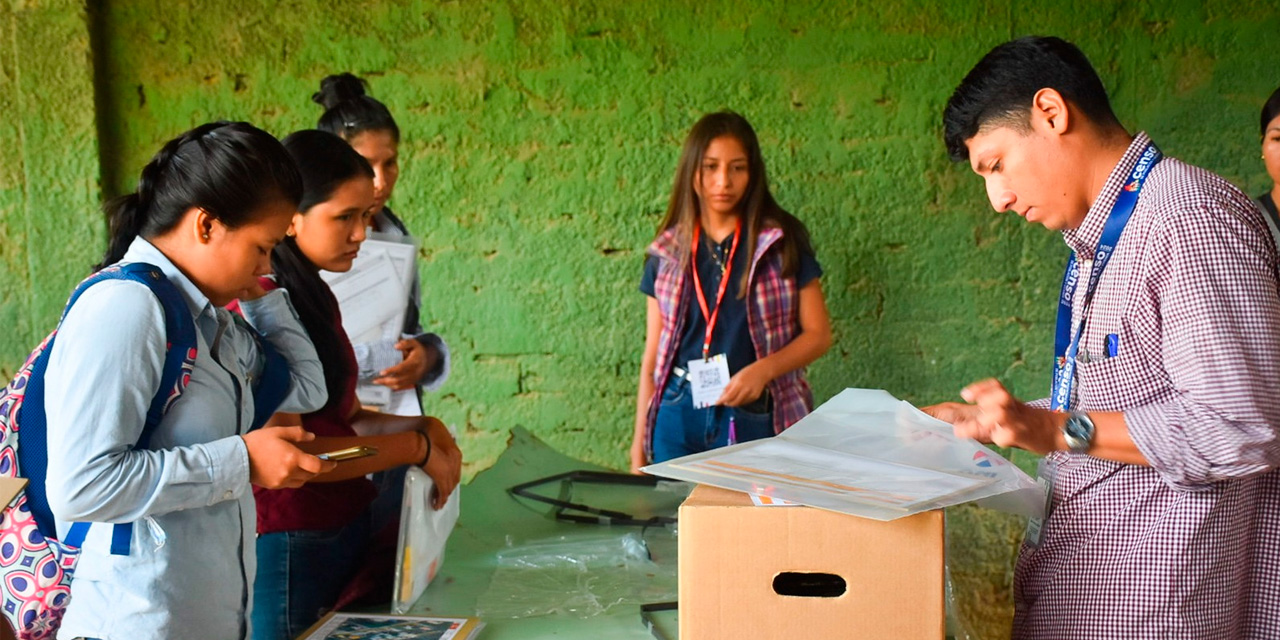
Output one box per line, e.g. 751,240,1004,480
244,129,462,640
42,121,333,640
312,72,450,401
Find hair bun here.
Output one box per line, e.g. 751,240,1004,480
312,73,368,110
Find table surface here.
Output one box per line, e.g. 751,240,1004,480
400,427,681,639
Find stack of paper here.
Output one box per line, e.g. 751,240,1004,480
320,235,420,415
643,388,1043,521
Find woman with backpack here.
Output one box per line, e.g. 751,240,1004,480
40,122,334,640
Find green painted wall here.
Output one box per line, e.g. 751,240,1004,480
0,0,101,374
4,1,1280,636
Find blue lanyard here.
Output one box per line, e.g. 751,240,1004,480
1050,143,1162,412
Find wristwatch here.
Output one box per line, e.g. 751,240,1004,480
1062,411,1096,454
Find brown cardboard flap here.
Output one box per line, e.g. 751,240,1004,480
0,478,28,509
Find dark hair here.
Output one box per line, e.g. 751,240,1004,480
273,129,374,407
942,36,1122,162
96,121,302,271
656,111,812,297
313,73,400,144
1261,86,1280,137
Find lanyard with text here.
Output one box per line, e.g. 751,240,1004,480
690,219,742,360
1050,143,1162,412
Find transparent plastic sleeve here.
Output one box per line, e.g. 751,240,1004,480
643,388,1045,521
392,466,461,614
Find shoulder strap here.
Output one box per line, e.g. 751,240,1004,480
228,312,292,431
126,264,198,448
379,206,411,235
19,263,197,553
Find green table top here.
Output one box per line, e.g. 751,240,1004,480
402,428,680,639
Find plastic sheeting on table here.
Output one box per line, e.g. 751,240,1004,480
475,532,678,619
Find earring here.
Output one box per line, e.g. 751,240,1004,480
201,233,210,240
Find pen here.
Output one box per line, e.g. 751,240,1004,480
1105,333,1119,358
728,416,737,446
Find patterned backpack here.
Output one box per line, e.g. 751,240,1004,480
0,263,290,639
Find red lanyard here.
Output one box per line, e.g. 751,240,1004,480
690,219,741,359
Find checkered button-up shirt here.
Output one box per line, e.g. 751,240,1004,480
1014,133,1280,639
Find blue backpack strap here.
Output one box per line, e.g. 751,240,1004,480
227,312,292,431
110,264,197,555
249,335,291,431
128,264,198,450
17,263,197,556
63,522,91,548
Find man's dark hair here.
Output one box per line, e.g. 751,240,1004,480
1260,86,1280,137
942,36,1122,162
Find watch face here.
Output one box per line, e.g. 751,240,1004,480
1064,414,1094,453
1064,430,1087,451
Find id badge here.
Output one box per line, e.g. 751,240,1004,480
1023,457,1057,549
687,354,730,409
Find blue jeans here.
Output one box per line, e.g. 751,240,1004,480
651,374,774,463
251,512,373,640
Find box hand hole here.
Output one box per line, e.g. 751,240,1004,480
772,572,847,598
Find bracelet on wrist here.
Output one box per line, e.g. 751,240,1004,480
417,430,432,466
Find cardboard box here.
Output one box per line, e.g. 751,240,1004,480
679,485,945,639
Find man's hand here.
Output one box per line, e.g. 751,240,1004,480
925,379,1065,454
921,402,981,425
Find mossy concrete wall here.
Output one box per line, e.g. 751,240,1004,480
4,1,1280,636
0,0,100,368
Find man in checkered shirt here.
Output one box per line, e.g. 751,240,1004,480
926,36,1280,639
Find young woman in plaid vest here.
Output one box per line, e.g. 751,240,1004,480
630,112,833,472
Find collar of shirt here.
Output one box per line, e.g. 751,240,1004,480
121,236,221,334
372,206,409,237
1062,131,1153,259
